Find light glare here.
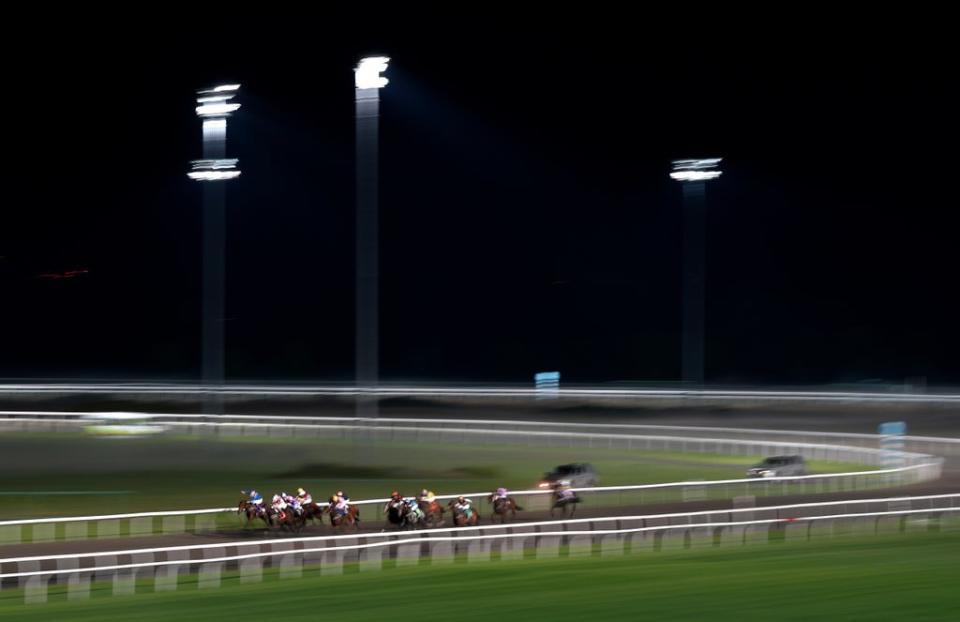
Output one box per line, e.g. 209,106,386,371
196,103,241,117
188,158,240,181
670,170,723,181
355,56,390,89
671,158,722,182
188,171,242,181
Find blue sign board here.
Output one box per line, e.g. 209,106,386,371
535,372,560,397
878,421,907,436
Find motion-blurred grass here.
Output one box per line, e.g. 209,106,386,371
0,531,956,620
0,432,863,519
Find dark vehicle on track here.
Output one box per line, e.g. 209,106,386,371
746,455,807,478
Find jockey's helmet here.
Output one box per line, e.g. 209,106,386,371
458,496,465,503
297,488,306,496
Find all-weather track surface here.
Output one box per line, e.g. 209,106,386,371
2,475,958,559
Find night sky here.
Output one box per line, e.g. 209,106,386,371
2,15,957,385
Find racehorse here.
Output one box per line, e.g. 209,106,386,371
238,500,269,527
300,501,325,525
488,495,523,524
447,501,479,527
267,505,306,533
418,499,445,528
550,489,580,518
384,499,406,529
384,499,421,530
326,497,361,530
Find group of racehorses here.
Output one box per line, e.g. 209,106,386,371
238,495,360,533
238,488,580,533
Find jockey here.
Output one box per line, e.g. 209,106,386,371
406,496,425,520
454,495,474,517
384,491,403,513
241,489,263,506
286,492,303,515
281,492,300,510
332,491,350,516
493,487,509,501
296,487,313,506
271,494,287,511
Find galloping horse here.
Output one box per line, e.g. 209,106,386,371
550,488,580,518
238,500,269,527
488,495,523,524
417,499,445,528
384,499,421,530
267,505,306,533
384,499,406,530
326,496,361,529
447,501,479,527
300,502,325,525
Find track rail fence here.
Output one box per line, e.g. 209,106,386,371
0,416,944,543
3,410,959,455
3,383,960,405
2,502,958,605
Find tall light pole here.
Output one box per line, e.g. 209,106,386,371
189,84,241,415
670,158,721,386
355,57,389,422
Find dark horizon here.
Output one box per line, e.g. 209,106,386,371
2,16,957,386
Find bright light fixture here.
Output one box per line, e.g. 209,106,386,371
195,84,240,117
188,171,241,181
670,158,722,182
188,158,240,181
196,102,241,117
197,94,234,103
355,56,390,89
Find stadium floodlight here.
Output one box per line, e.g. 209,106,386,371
355,56,390,89
670,158,722,386
670,158,723,182
195,84,241,117
188,85,241,182
187,159,241,181
195,102,241,116
355,55,389,429
189,85,241,418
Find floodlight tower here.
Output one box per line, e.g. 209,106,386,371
670,158,722,386
355,57,389,419
189,84,241,414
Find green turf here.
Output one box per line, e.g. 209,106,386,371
1,531,957,620
0,432,863,520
